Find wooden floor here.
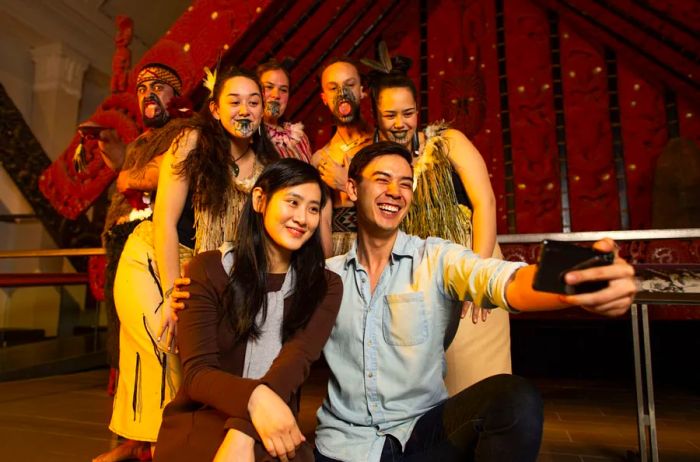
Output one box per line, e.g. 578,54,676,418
0,367,698,461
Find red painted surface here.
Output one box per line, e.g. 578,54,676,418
426,0,508,233
504,0,562,232
678,99,700,146
38,0,699,235
0,273,89,288
617,60,668,229
559,24,619,231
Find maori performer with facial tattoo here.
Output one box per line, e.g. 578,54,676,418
257,59,313,163
312,58,373,255
95,66,278,462
92,59,193,461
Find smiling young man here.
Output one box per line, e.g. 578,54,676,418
315,142,637,462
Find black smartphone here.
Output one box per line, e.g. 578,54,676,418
532,240,614,295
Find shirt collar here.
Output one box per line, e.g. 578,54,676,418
344,230,414,269
391,230,414,259
343,239,359,269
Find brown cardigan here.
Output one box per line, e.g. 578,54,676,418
154,250,342,461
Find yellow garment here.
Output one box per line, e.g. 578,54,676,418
110,220,192,441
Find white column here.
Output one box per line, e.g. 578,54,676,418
30,42,89,160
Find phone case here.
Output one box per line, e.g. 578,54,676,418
532,240,614,295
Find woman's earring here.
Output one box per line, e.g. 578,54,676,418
258,124,262,136
412,131,419,155
373,128,380,143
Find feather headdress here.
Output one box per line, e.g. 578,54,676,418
203,66,217,98
361,41,392,74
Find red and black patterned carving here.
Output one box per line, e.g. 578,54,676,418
39,0,273,219
27,0,700,237
559,24,619,231
617,61,669,229
504,0,562,232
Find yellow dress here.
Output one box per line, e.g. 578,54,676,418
109,164,261,441
110,220,190,441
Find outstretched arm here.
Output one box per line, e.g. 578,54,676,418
441,238,635,317
506,238,636,317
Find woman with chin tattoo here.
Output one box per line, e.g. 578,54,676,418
154,66,280,352
104,66,279,460
256,60,313,163
365,52,512,394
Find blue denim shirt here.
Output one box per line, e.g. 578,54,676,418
315,231,526,462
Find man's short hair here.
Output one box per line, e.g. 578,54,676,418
317,56,362,86
348,141,413,183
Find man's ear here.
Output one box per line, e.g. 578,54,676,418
320,91,329,107
252,187,266,213
209,100,220,120
360,85,366,100
346,178,359,202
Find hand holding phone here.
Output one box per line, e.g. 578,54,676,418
532,240,614,295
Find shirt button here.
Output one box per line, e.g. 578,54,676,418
367,340,373,346
368,372,373,378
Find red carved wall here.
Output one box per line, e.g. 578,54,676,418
41,0,699,235
559,23,619,231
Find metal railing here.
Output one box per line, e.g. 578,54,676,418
0,247,105,381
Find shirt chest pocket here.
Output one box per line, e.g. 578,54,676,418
382,292,428,346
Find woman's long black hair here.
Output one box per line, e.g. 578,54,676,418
174,66,280,217
221,158,329,343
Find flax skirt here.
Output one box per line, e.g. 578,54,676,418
109,220,192,442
